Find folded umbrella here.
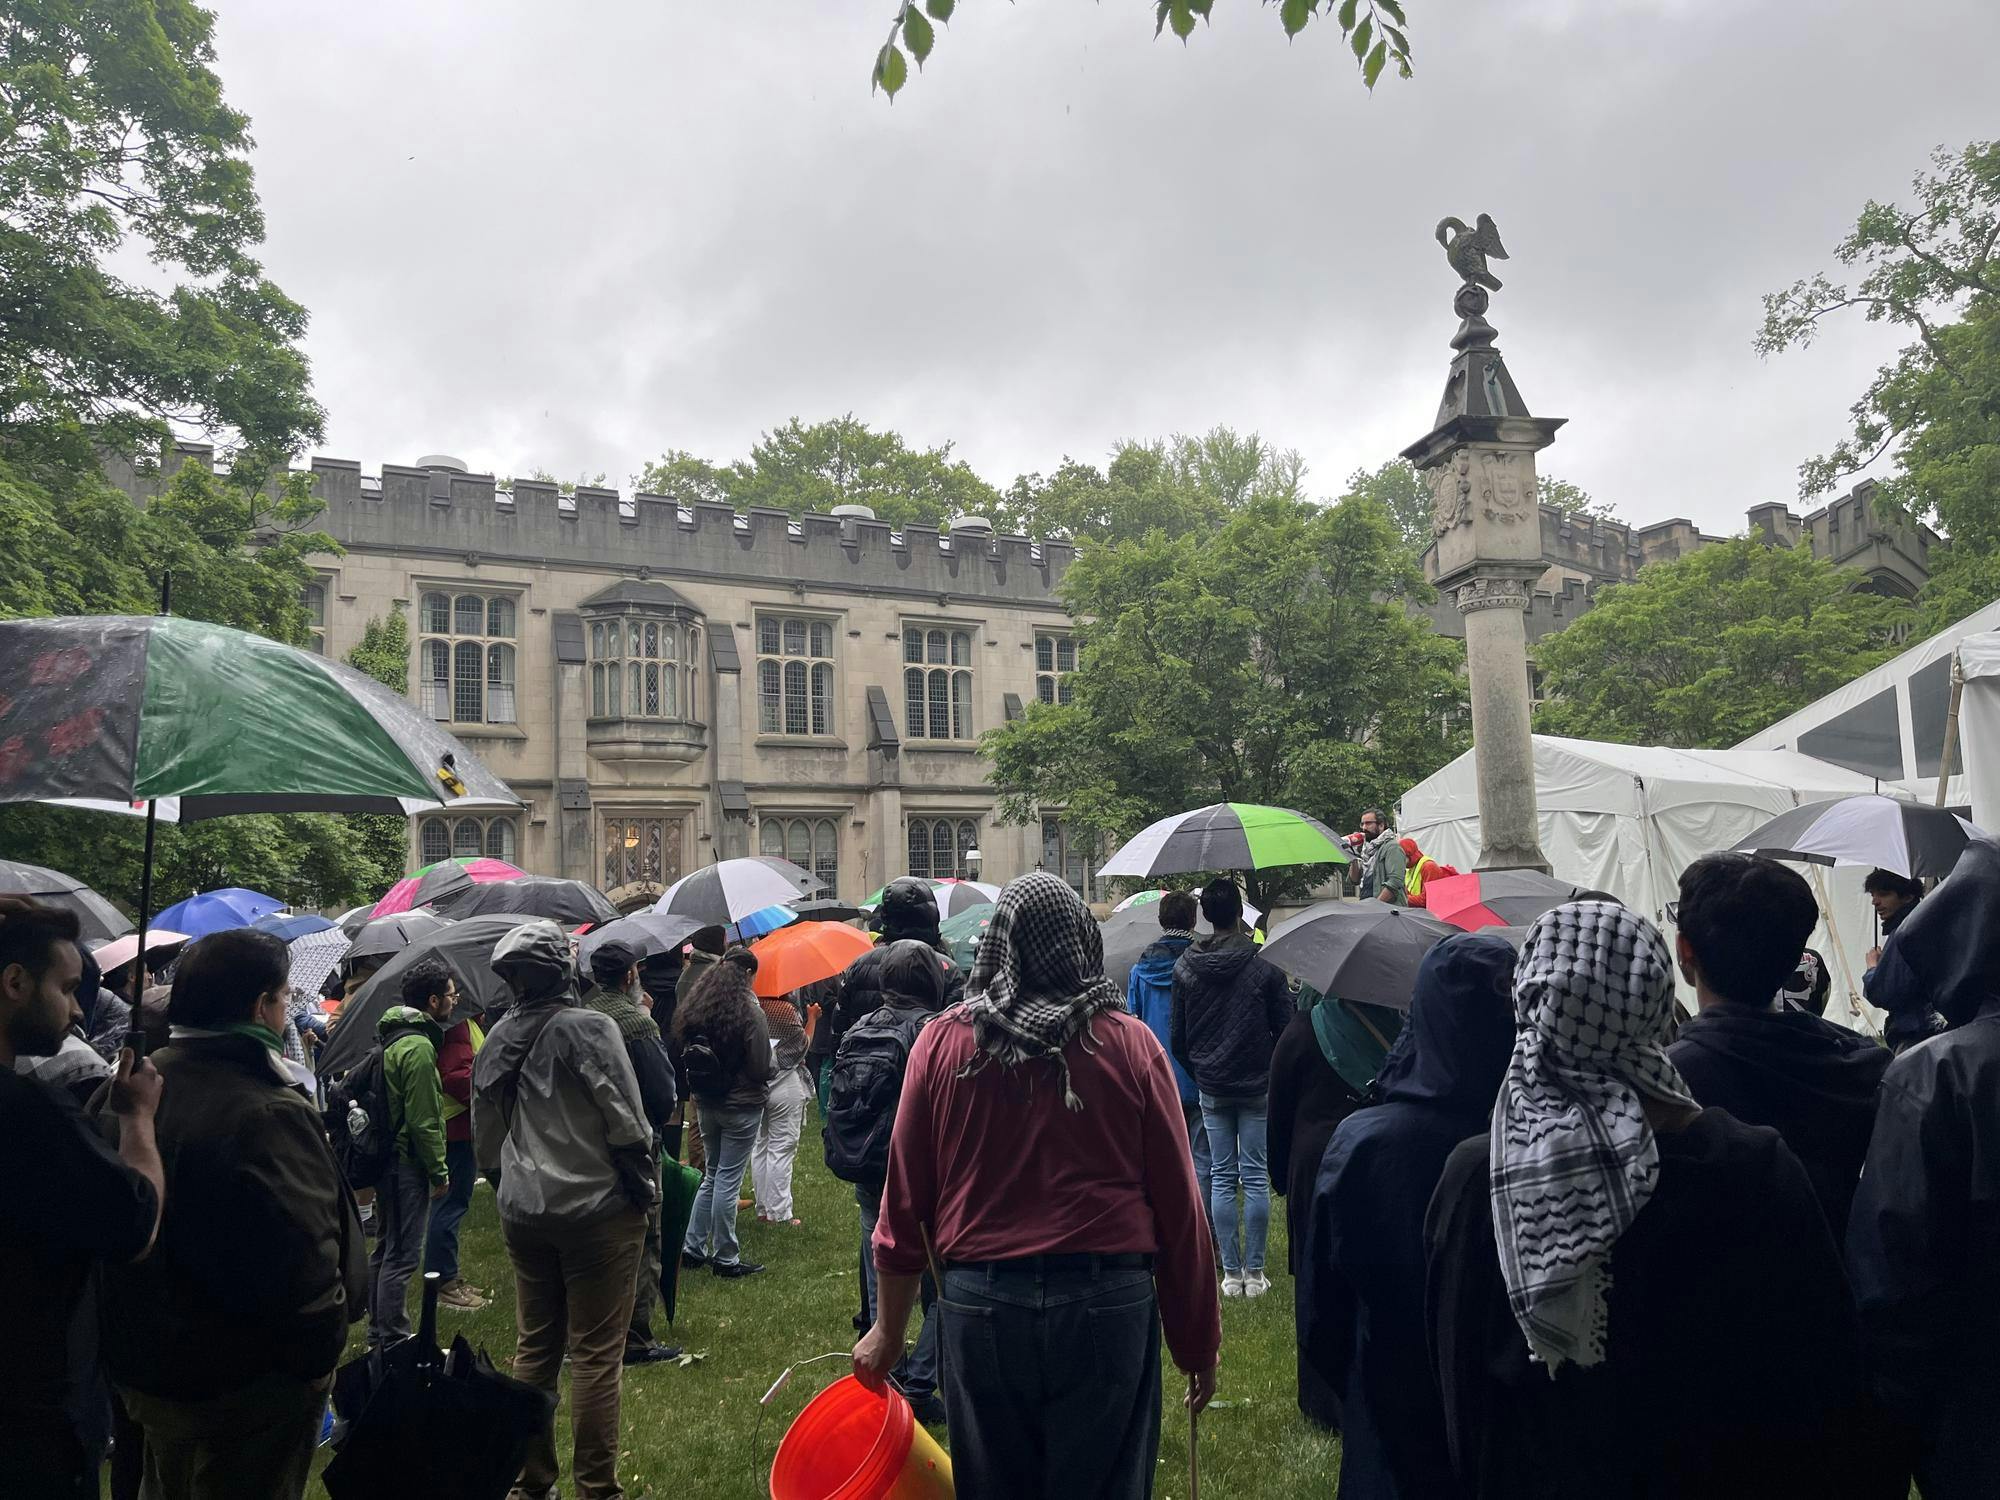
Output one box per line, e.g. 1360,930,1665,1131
1096,803,1350,879
577,912,707,972
430,876,619,926
345,908,457,964
1260,901,1457,1009
0,859,131,942
1732,794,1987,880
658,1155,702,1326
154,886,286,937
653,857,821,926
372,856,527,918
317,915,528,1079
748,922,875,998
325,1275,554,1500
1424,870,1585,933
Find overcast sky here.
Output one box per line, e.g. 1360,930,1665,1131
206,0,1998,534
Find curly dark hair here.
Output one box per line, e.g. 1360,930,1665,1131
672,954,764,1080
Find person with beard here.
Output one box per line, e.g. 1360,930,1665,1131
18,942,114,1106
473,919,657,1500
1354,809,1408,906
0,900,163,1499
1424,901,1886,1500
1299,934,1516,1498
1666,854,1890,1242
1847,838,2000,1499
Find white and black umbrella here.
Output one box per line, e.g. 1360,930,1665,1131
1260,901,1458,1010
345,908,457,964
0,858,131,943
651,857,821,926
1096,803,1349,879
1733,794,1987,881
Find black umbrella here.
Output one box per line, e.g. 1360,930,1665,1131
1260,901,1458,1009
577,911,707,971
432,876,620,926
345,908,457,963
790,899,866,924
0,859,131,943
318,915,529,1078
325,1274,553,1500
1733,794,1987,880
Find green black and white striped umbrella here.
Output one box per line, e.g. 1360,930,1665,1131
1096,803,1350,879
0,615,519,818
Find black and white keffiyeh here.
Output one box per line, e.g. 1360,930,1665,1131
1488,900,1696,1373
958,871,1124,1110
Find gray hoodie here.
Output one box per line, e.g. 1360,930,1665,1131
472,921,657,1226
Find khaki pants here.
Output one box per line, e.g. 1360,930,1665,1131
628,1163,664,1350
504,1208,646,1500
120,1373,323,1500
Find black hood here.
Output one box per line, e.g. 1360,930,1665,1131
1877,839,2000,1026
1179,931,1259,985
875,879,945,949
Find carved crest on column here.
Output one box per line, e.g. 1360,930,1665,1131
1452,576,1529,614
1429,450,1473,538
1476,450,1531,526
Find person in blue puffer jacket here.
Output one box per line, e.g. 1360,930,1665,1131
1125,890,1211,1237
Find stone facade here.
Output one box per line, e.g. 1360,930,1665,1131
1417,479,1937,647
109,446,1082,910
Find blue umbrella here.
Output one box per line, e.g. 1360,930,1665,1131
733,904,800,941
253,911,339,942
155,886,286,937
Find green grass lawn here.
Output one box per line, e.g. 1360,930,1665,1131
322,1130,1339,1498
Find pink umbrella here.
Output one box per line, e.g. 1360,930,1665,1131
370,856,526,917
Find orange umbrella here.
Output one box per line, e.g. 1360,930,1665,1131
748,921,874,998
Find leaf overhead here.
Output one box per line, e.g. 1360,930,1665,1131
902,7,935,64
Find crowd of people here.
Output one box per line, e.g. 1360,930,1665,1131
4,828,1998,1499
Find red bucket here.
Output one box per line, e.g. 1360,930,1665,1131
768,1375,953,1500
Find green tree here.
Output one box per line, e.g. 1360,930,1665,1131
1,0,322,482
1532,539,1909,748
1342,459,1431,556
998,428,1302,543
1537,474,1619,522
984,489,1466,903
1758,140,2000,631
868,0,1414,100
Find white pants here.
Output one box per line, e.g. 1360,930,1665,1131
752,1068,813,1221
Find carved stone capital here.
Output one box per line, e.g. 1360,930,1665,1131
1452,576,1530,614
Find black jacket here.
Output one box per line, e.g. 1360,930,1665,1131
1846,1003,2000,1498
1171,933,1291,1099
1668,1002,1889,1241
821,941,964,1063
102,1034,367,1400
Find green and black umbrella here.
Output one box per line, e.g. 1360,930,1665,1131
1095,803,1350,880
0,615,518,817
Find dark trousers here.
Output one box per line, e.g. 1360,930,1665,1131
937,1260,1162,1500
0,1411,95,1499
120,1374,322,1500
368,1156,433,1346
424,1136,478,1284
627,1161,664,1352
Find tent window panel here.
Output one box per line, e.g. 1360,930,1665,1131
1910,656,1954,779
1798,686,1903,781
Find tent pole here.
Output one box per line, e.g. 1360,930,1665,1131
1935,656,1965,810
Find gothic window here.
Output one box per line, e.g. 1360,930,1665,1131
756,613,839,736
903,625,975,740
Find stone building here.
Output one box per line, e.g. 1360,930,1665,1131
1417,478,1937,659
110,447,1086,912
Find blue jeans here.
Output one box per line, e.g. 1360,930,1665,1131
938,1260,1161,1499
857,1186,940,1401
1183,1100,1214,1242
682,1101,760,1267
1200,1093,1270,1276
424,1136,477,1283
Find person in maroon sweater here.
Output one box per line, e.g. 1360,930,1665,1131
856,872,1220,1500
424,1012,489,1310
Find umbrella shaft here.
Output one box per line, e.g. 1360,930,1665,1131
131,799,159,1060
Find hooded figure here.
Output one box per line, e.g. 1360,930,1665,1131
1298,935,1516,1497
1424,902,1889,1500
1847,838,2000,1498
819,880,965,1065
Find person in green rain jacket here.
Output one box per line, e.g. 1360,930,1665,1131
368,961,452,1347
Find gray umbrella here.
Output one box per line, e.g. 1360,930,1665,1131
431,876,619,926
577,912,707,971
346,908,457,963
317,914,532,1079
0,859,132,943
1260,901,1458,1010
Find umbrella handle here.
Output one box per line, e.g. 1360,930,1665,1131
752,1352,852,1493
417,1270,442,1369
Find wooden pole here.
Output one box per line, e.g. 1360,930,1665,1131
1188,1372,1200,1500
1935,656,1965,810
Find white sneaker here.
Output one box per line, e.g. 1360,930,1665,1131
1243,1271,1272,1300
1222,1272,1246,1299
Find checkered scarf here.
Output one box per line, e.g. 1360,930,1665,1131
958,872,1124,1110
1488,901,1696,1373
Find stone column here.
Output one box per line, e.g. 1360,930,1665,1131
1403,262,1564,873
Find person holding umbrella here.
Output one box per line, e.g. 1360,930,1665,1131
856,873,1220,1498
472,919,657,1500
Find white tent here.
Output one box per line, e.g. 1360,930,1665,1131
1398,736,1884,1025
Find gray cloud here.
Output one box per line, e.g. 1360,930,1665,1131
213,0,1999,529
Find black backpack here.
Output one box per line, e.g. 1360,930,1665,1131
823,1004,928,1188
323,1021,427,1190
